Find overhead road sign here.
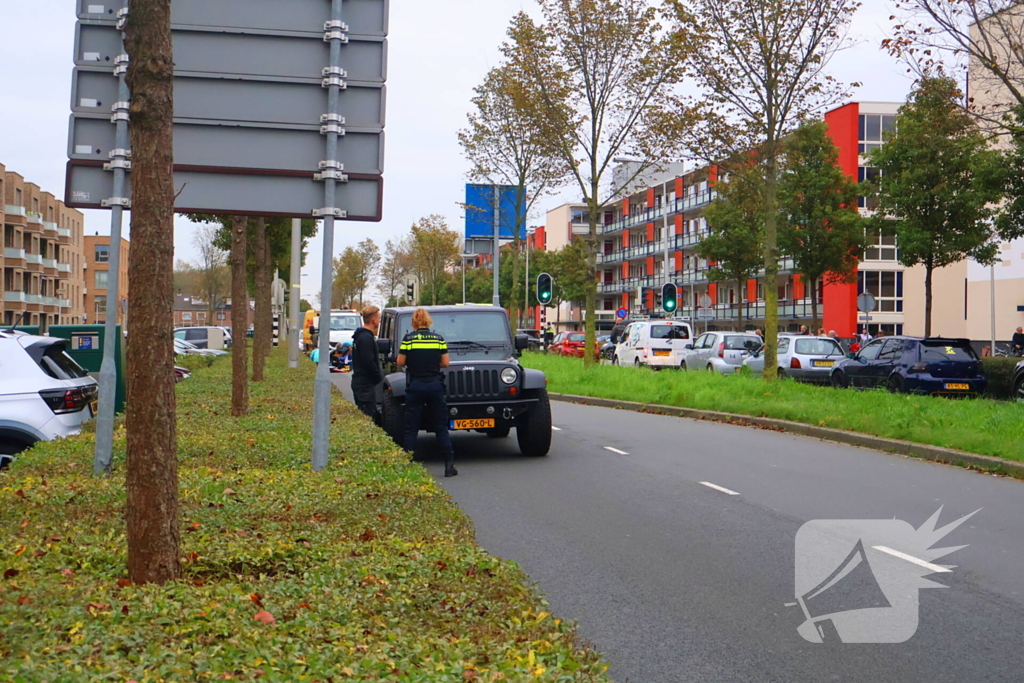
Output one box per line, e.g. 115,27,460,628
465,184,526,240
66,0,388,220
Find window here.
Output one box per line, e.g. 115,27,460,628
650,324,690,340
94,270,108,290
778,338,791,353
795,338,844,356
858,167,882,209
858,270,903,312
216,312,226,321
863,227,899,261
858,340,885,360
95,299,107,317
878,339,904,361
198,312,206,320
858,114,897,153
183,312,192,321
724,335,761,351
94,245,109,263
919,341,977,362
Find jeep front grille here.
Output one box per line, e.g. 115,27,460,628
446,368,501,400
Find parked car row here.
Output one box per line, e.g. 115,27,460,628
599,319,1013,399
0,330,98,463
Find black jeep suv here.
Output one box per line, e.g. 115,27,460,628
375,305,552,457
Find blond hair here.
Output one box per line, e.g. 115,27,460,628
412,308,432,330
361,305,380,324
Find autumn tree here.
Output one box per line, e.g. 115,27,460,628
777,121,866,332
122,0,179,584
459,63,567,324
868,76,1003,336
698,163,766,328
666,0,859,379
503,0,689,367
192,224,228,316
410,215,460,305
884,0,1024,133
332,239,379,308
377,236,413,304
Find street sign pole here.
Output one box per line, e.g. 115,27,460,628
492,186,501,307
94,13,131,477
312,0,346,472
288,218,301,369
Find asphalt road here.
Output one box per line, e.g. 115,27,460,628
332,374,1024,682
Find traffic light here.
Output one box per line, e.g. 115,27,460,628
662,283,678,313
536,273,554,305
406,282,415,301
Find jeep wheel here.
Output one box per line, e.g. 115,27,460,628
517,389,552,457
1016,376,1024,403
382,391,405,449
486,426,511,438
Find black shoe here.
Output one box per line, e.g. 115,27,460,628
444,465,458,478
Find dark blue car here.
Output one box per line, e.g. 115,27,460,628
830,336,986,396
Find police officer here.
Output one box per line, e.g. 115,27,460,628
396,308,458,477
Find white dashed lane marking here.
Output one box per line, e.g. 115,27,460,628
604,447,629,455
700,481,740,496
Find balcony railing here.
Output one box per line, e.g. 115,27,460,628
4,205,27,217
3,291,26,303
57,262,71,273
26,212,43,225
42,221,58,233
42,258,58,269
4,248,25,260
25,253,43,265
57,227,72,238
599,190,718,236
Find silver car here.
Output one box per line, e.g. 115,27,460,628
681,332,762,374
743,335,846,382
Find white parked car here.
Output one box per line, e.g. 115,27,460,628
743,335,846,383
613,320,694,369
0,331,99,462
174,338,227,357
681,331,762,374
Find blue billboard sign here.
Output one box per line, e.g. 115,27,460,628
465,184,527,240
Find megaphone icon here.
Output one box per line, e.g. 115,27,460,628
795,539,891,643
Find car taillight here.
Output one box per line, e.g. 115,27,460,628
718,342,725,358
909,362,929,374
790,357,802,369
39,387,89,414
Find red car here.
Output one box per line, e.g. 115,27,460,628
550,332,600,359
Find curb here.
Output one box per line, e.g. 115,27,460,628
548,392,1024,479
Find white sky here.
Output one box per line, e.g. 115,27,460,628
0,0,912,303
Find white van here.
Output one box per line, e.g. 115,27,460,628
613,319,694,369
326,310,362,346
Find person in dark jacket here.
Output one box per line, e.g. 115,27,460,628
397,308,457,477
610,317,627,345
350,306,383,418
1012,327,1024,356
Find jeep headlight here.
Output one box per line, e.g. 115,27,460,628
500,368,518,385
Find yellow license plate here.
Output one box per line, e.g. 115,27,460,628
89,400,99,416
813,361,835,368
653,349,671,357
451,419,495,430
945,383,970,391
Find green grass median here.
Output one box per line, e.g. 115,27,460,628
0,351,610,682
523,353,1024,463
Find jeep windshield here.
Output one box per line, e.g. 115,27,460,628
398,311,512,358
330,314,361,331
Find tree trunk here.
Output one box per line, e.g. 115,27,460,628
762,149,780,380
253,217,271,382
737,279,745,328
230,215,249,417
924,262,933,338
810,276,820,333
583,200,599,368
123,0,180,585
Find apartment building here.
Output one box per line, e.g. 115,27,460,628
173,293,252,329
84,234,129,325
2,164,86,330
527,103,912,337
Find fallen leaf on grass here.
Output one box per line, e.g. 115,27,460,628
13,545,26,556
19,519,28,528
359,529,375,542
250,593,264,608
254,610,275,625
3,569,18,579
117,578,132,588
61,569,74,577
17,596,30,606
14,490,26,499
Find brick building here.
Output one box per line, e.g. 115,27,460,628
2,164,86,330
84,234,130,325
173,293,252,329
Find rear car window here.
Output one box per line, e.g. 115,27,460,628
568,333,585,342
724,336,761,351
919,342,977,362
37,343,89,380
795,338,844,356
650,325,690,340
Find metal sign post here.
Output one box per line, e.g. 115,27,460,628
312,0,347,472
492,186,501,307
93,8,130,477
288,218,301,369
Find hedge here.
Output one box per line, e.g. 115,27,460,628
0,351,611,682
980,357,1021,400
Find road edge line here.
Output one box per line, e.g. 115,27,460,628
548,393,1024,480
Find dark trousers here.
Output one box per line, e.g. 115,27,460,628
404,377,455,466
